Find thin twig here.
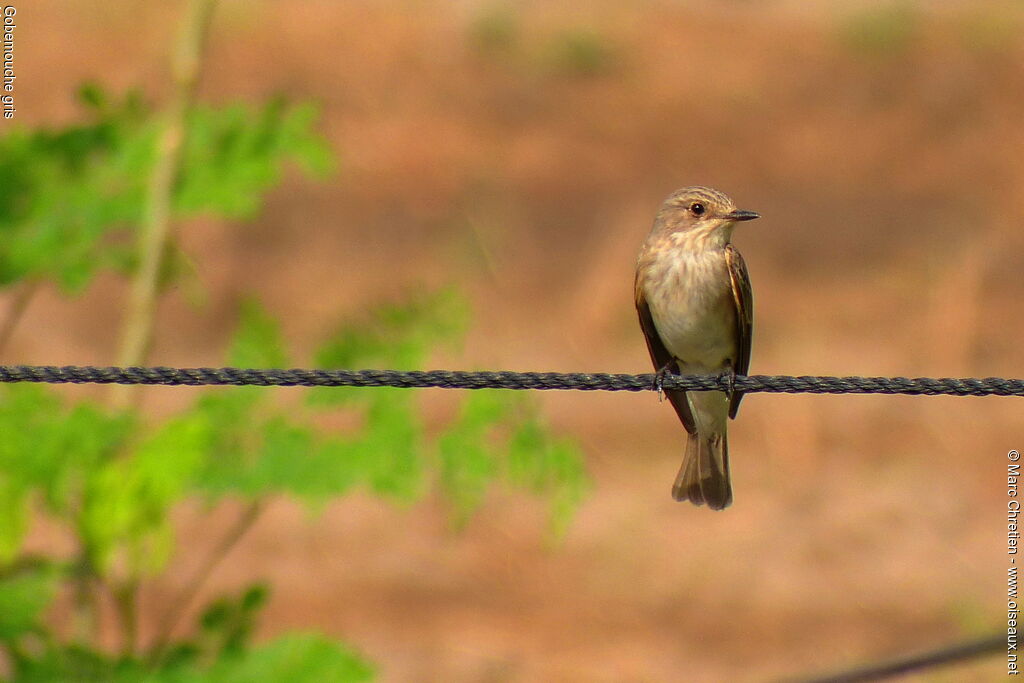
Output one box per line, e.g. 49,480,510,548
0,279,40,356
111,578,140,657
111,0,218,408
69,550,100,646
89,0,219,656
148,499,266,664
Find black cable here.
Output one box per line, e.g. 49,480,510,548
2,363,1010,680
0,365,1021,396
786,633,1005,682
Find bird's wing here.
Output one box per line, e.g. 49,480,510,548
725,244,753,418
635,273,697,435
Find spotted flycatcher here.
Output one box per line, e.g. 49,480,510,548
635,186,758,510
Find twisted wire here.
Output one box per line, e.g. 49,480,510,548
0,365,1020,396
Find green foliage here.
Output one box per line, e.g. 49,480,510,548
80,410,211,576
545,28,617,77
176,98,335,220
0,561,59,641
6,632,373,683
151,589,373,683
0,289,587,678
438,391,506,523
228,299,290,368
0,385,133,563
507,409,588,538
437,390,587,535
190,632,373,683
467,11,617,80
193,292,584,518
0,20,586,678
956,6,1022,54
194,584,270,659
468,4,521,57
0,85,333,294
0,286,584,574
0,87,149,291
313,287,468,378
838,4,919,57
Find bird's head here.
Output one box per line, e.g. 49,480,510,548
652,186,759,248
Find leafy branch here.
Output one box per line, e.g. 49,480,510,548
0,2,587,680
113,0,218,392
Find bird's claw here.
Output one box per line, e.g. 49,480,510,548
722,367,737,398
653,361,674,402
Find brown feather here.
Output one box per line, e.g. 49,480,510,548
724,244,753,419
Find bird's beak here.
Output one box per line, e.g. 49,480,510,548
723,209,760,222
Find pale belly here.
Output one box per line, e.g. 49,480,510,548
644,258,737,374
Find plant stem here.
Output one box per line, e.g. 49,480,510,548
0,279,39,356
148,499,266,663
84,0,218,656
111,0,218,408
69,548,100,646
112,579,140,657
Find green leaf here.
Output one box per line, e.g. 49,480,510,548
77,82,108,110
507,411,589,538
432,388,589,534
0,562,60,640
190,391,363,505
246,421,365,505
436,391,507,523
0,477,29,564
309,288,469,407
240,584,269,613
6,644,128,682
200,599,233,634
545,28,617,77
10,633,372,683
80,412,211,576
229,299,289,368
0,86,333,296
175,99,336,220
198,633,374,683
227,419,316,498
0,386,132,560
0,87,153,293
358,394,422,501
839,3,919,58
193,583,272,658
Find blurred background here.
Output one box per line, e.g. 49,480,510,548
6,0,1024,680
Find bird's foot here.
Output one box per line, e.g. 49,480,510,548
653,360,675,402
721,366,737,397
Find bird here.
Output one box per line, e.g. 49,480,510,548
634,186,759,509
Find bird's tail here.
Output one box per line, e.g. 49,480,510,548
672,431,732,510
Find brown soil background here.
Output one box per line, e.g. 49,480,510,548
9,1,1024,680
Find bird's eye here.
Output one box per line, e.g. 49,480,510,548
689,202,705,216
